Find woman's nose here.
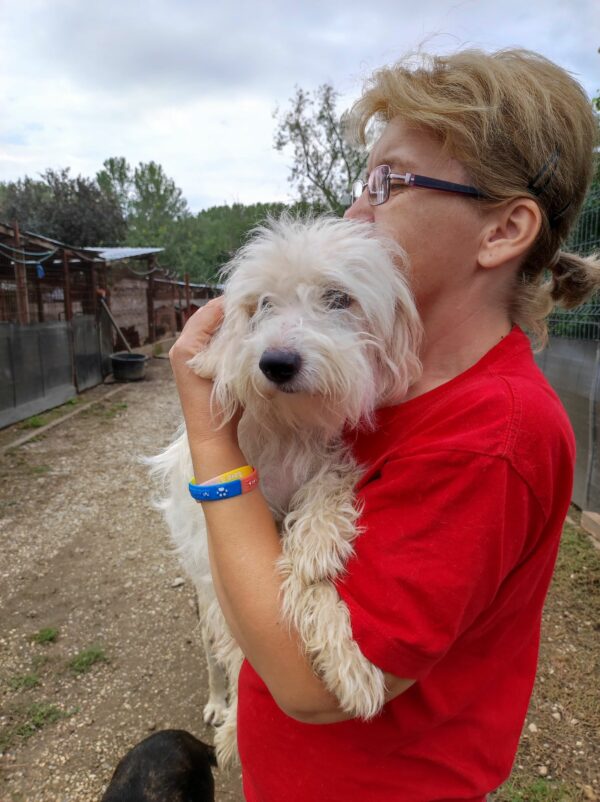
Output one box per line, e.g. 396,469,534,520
343,191,374,222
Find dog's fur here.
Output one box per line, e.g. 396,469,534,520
148,216,422,766
100,730,216,802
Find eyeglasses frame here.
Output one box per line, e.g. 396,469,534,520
351,164,490,206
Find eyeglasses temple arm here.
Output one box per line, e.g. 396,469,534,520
408,174,488,198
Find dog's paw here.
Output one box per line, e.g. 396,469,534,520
203,699,228,727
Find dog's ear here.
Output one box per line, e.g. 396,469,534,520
187,326,223,380
186,301,247,380
376,294,423,407
186,300,249,428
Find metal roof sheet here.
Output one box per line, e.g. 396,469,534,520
84,247,164,261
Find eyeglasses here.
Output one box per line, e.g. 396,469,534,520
351,164,489,206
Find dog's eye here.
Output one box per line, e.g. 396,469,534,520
323,289,352,310
259,296,273,312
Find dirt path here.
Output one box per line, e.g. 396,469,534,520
1,358,599,801
0,358,243,802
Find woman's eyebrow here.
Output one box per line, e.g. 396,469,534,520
366,157,419,175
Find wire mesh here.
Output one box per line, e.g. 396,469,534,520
547,189,600,340
0,250,97,323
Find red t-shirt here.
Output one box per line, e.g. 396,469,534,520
237,325,575,802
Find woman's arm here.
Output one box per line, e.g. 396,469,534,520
169,299,414,722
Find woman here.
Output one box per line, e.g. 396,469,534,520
169,49,599,801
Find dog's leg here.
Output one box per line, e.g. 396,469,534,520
214,688,240,768
212,655,243,769
277,457,387,720
203,599,244,768
201,623,229,727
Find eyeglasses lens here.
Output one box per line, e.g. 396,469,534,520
369,165,389,206
351,180,364,204
351,165,391,206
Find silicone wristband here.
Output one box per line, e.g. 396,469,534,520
197,465,254,485
188,467,259,502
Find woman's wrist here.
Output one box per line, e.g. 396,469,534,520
188,438,248,485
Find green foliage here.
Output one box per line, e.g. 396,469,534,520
179,201,286,283
69,645,107,674
1,136,335,283
19,415,47,430
96,156,133,219
0,168,126,246
9,674,40,691
274,83,368,215
162,199,322,283
30,465,51,475
15,703,76,741
31,627,59,644
492,779,573,801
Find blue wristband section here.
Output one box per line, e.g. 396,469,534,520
188,478,243,502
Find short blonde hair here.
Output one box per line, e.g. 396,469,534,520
350,48,600,349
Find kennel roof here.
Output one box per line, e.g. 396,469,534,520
84,247,164,262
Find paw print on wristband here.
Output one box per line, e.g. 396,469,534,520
216,486,228,498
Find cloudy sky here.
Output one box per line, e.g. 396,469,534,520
0,0,598,213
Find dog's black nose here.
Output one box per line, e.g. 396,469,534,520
259,349,302,384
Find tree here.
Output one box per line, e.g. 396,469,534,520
0,168,126,246
127,161,190,245
97,157,190,244
96,156,134,219
274,84,368,216
0,176,53,236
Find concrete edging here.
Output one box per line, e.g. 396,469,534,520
580,511,600,551
1,385,128,455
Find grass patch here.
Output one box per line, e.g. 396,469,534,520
9,673,40,691
14,702,77,741
104,402,128,419
19,415,47,430
30,464,51,475
84,401,127,420
0,499,17,509
553,524,600,595
31,654,49,671
492,779,576,801
31,627,59,645
69,645,108,674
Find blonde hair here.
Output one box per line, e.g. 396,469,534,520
350,48,600,349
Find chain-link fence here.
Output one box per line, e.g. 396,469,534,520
536,188,600,511
547,189,600,340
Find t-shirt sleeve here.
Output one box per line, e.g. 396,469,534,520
334,449,542,681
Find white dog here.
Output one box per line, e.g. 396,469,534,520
148,215,422,766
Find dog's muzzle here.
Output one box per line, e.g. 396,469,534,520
259,349,302,386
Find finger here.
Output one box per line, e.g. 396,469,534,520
187,298,224,334
199,299,224,333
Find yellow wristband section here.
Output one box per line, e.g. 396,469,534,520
190,464,254,487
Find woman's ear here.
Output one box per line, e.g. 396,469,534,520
478,197,542,270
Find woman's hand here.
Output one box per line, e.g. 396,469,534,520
169,296,241,449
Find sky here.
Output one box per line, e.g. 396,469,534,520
0,0,598,214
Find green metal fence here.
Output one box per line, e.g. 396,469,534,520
547,188,600,340
535,188,600,511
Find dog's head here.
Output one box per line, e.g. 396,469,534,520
189,215,422,433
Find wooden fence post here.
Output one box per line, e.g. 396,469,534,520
13,221,30,324
184,272,191,322
62,250,73,321
147,272,155,344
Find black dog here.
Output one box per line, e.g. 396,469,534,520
101,730,217,802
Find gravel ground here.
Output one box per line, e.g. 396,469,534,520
1,357,598,802
0,358,243,802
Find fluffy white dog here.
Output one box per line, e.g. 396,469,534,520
148,215,422,766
